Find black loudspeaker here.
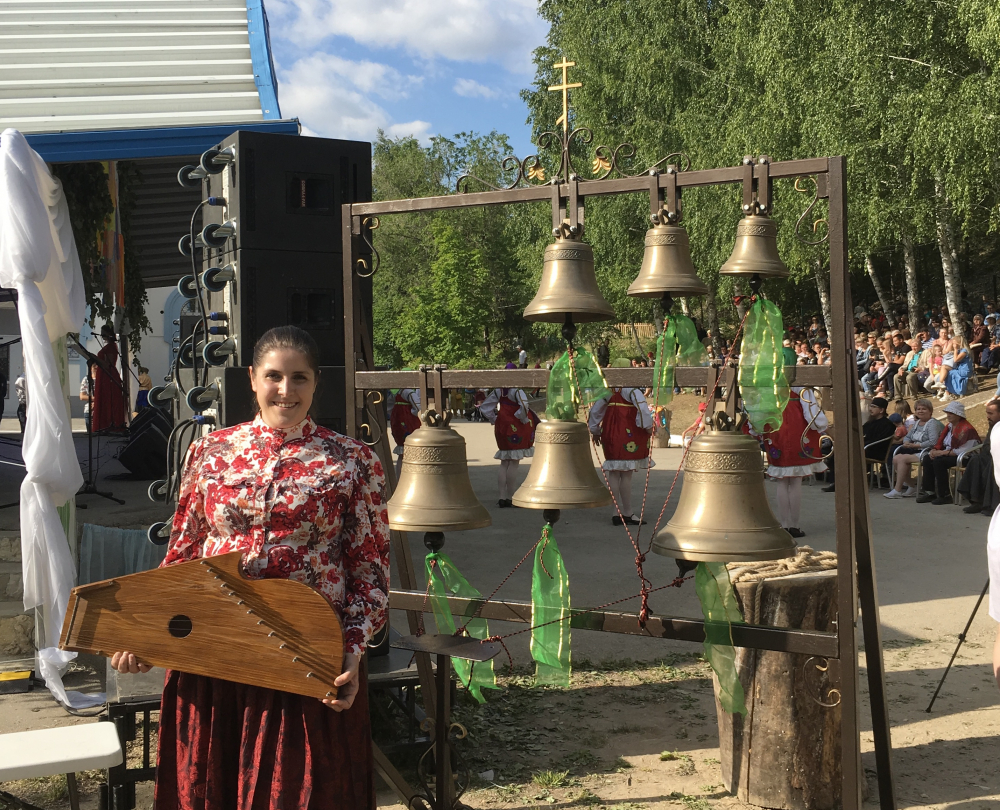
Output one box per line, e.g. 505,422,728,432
226,249,344,368
222,366,346,434
118,409,172,479
203,130,371,255
193,130,372,429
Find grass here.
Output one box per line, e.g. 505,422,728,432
532,769,572,789
659,751,692,762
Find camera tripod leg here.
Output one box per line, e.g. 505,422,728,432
925,577,990,713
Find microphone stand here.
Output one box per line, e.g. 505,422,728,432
71,338,125,505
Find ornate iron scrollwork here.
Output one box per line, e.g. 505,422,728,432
803,656,842,707
408,719,471,810
356,216,381,278
794,177,829,246
360,390,384,447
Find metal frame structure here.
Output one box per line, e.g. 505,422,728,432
340,155,895,809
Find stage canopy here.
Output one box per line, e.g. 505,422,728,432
0,0,299,163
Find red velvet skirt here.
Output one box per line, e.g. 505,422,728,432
154,665,375,810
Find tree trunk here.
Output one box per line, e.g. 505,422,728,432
680,297,691,316
812,258,833,338
901,234,921,329
934,175,963,326
705,282,722,354
628,321,645,357
717,571,849,809
865,254,896,328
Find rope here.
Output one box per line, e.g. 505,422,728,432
727,545,837,584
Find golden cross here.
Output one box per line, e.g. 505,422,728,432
548,57,582,135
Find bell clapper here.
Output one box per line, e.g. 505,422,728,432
542,509,561,528
748,273,763,300
561,314,577,347
423,532,445,553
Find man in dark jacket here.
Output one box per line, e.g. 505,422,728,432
822,397,896,493
958,400,1000,515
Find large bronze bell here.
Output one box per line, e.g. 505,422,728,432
719,213,789,278
512,420,612,509
627,222,708,298
523,236,615,323
652,431,795,562
388,413,491,532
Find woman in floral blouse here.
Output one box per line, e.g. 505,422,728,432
110,325,390,810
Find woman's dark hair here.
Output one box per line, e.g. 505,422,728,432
251,326,320,375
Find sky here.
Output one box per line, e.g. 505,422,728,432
265,0,549,159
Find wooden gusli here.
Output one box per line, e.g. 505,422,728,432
59,552,344,701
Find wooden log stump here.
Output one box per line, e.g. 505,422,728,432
714,569,854,809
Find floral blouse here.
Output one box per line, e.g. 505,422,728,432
162,415,390,656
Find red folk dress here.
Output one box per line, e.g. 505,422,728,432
588,388,655,471
389,388,421,456
91,341,127,431
479,388,537,459
155,415,390,810
761,389,828,478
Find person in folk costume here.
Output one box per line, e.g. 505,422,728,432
389,385,420,478
757,387,828,538
588,387,655,525
110,326,390,810
92,323,128,432
479,368,538,507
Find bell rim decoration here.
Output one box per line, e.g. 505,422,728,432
719,213,789,279
511,420,612,510
387,414,492,533
523,236,615,324
652,430,795,562
627,221,709,298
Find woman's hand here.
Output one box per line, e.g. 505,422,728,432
110,651,152,674
323,653,360,712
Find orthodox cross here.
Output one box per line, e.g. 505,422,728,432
548,58,581,137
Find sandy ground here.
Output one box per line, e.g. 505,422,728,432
1,413,999,809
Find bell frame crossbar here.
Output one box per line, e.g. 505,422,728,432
341,155,895,809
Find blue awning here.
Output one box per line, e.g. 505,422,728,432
26,119,300,163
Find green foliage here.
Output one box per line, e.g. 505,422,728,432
373,3,1000,363
51,161,150,358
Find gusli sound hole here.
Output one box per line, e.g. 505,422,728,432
168,615,193,638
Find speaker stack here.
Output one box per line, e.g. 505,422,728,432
183,130,372,433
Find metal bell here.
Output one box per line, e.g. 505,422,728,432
512,420,612,509
627,222,708,298
652,431,795,562
388,414,492,532
523,236,615,323
719,213,789,278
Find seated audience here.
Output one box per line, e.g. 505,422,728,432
917,401,981,505
957,399,1000,515
884,399,943,498
822,396,896,493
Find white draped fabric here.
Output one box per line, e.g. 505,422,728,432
0,129,94,707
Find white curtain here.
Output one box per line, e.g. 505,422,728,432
0,129,97,707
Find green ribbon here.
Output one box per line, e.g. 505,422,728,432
738,299,789,433
651,318,677,407
425,551,498,703
530,524,572,686
674,314,710,367
696,562,747,716
546,348,610,421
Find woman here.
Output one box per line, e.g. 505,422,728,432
884,398,942,498
942,333,974,401
389,384,421,477
111,326,389,810
588,386,655,525
897,338,923,397
92,323,128,431
135,366,152,410
759,388,828,537
479,383,538,508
